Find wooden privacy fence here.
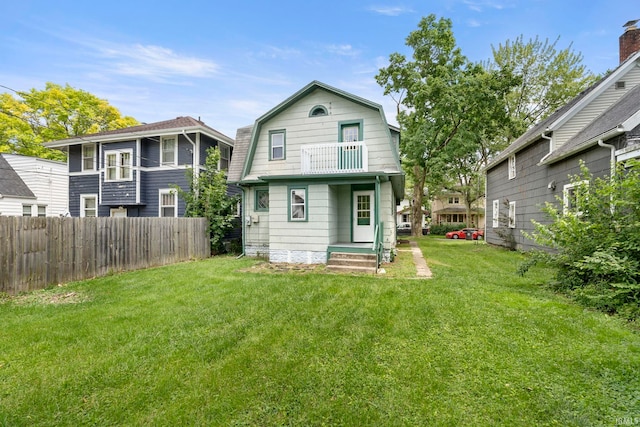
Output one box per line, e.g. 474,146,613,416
0,217,210,294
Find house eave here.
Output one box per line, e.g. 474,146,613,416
45,125,234,148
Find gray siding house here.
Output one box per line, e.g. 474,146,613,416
228,81,404,267
485,23,640,250
45,116,236,218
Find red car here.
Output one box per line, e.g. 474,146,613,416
445,228,484,240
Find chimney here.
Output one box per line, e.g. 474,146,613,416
620,19,640,63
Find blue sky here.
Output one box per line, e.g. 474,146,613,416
1,1,637,138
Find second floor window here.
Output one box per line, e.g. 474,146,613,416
105,150,132,181
508,154,516,180
161,136,177,165
82,144,96,171
219,145,230,170
339,120,363,143
448,196,460,204
270,130,285,160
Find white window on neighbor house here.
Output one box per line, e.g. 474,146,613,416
492,199,500,228
37,205,46,217
219,144,230,170
105,150,132,181
159,189,177,217
161,136,177,166
563,180,589,215
82,144,96,171
448,196,460,204
270,130,285,160
289,187,307,221
508,154,516,180
22,205,32,217
508,201,516,228
80,195,98,217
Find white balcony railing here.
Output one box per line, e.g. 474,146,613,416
301,141,368,174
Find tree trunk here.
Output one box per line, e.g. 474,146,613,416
411,165,427,237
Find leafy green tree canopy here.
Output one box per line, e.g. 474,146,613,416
376,14,518,235
0,82,138,160
488,35,598,140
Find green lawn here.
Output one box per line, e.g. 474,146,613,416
1,237,638,426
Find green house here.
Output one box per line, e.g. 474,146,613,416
227,81,404,267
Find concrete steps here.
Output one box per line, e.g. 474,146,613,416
326,252,378,274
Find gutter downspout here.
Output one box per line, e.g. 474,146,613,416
236,185,246,259
598,139,617,178
538,131,554,164
182,130,199,179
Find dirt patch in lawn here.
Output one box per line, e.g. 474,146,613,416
1,286,90,306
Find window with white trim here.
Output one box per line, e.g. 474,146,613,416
448,196,460,204
161,136,177,166
508,201,516,228
80,195,97,217
22,205,32,217
37,205,46,217
563,180,588,215
159,189,177,217
270,130,285,160
289,187,307,221
82,144,96,171
492,199,500,228
508,155,516,179
105,150,132,181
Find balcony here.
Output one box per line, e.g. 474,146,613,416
301,141,368,174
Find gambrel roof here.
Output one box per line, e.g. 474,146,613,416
44,116,234,147
229,80,402,184
486,49,640,171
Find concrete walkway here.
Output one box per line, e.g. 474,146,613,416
408,240,432,278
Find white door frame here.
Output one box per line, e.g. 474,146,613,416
352,190,375,242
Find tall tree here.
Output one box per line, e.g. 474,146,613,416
376,14,517,235
0,82,138,160
488,35,598,139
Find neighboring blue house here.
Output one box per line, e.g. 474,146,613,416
45,116,235,217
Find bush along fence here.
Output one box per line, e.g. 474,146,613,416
0,217,210,294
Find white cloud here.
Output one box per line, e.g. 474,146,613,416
467,19,482,27
463,0,512,12
99,44,219,79
368,5,414,16
257,45,302,60
325,44,360,57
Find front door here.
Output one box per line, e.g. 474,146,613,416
353,190,375,242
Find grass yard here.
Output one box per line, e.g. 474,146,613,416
1,237,639,426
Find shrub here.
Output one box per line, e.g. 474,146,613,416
430,223,466,235
521,160,640,320
175,147,240,255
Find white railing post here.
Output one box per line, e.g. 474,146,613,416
300,141,368,174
